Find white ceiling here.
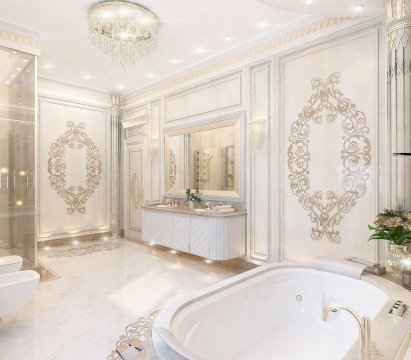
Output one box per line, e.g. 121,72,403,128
0,0,381,95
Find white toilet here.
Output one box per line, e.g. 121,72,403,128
0,270,40,317
0,255,23,275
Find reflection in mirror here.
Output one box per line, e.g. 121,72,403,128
164,117,240,197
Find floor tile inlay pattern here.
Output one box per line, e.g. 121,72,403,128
0,239,233,360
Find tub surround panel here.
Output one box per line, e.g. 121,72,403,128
38,97,110,240
279,25,383,262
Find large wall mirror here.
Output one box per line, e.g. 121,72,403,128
164,116,243,200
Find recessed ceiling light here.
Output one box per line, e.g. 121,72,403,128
10,74,15,78
256,21,268,29
117,84,125,90
83,74,92,80
224,35,232,42
146,73,155,79
169,58,179,64
194,47,205,54
44,63,53,69
355,4,363,11
306,0,312,4
5,81,11,85
23,59,28,63
16,67,21,71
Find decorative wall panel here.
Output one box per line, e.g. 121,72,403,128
165,72,242,122
248,62,271,261
48,121,102,215
38,98,109,239
279,26,383,262
287,72,371,243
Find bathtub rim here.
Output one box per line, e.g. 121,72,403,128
152,262,411,360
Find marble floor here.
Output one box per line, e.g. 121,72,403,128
0,238,235,360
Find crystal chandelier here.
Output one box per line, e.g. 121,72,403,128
89,1,159,69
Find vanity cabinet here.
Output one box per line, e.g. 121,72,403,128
142,207,246,260
172,214,190,252
189,217,210,258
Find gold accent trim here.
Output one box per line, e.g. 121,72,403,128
0,28,40,49
124,17,352,105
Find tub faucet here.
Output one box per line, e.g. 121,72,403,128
322,304,371,360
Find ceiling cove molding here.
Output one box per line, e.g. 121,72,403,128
0,19,40,55
38,78,112,107
124,16,354,106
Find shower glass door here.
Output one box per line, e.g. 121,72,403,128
0,46,36,267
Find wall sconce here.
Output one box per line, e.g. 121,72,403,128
150,138,159,160
248,118,267,149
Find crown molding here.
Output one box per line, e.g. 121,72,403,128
38,78,113,107
0,19,40,55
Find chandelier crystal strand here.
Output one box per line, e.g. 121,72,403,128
89,1,159,69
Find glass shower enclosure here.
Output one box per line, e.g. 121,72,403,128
0,46,36,267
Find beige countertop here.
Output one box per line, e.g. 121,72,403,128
142,204,247,218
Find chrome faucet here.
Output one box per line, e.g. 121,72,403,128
323,304,371,360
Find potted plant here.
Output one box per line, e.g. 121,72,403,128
185,188,201,209
368,207,411,273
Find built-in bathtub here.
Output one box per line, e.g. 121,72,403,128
152,263,411,360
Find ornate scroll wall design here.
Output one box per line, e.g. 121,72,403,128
168,149,177,189
48,121,102,214
288,72,371,243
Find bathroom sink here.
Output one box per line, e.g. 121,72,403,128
194,208,213,213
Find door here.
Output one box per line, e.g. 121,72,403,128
125,145,144,240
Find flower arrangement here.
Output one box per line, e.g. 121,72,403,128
368,208,411,246
185,188,201,203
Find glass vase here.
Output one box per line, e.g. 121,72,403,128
187,200,195,209
387,243,408,274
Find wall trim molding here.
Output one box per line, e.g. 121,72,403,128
124,16,356,106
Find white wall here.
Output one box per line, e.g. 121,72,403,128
124,17,386,264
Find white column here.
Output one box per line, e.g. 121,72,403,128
111,93,122,235
386,0,411,208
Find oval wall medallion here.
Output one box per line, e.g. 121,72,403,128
287,72,371,243
48,121,102,215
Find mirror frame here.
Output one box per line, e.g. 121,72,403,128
162,112,246,202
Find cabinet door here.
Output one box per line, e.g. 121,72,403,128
156,213,173,247
142,210,157,243
190,217,210,258
172,215,190,252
